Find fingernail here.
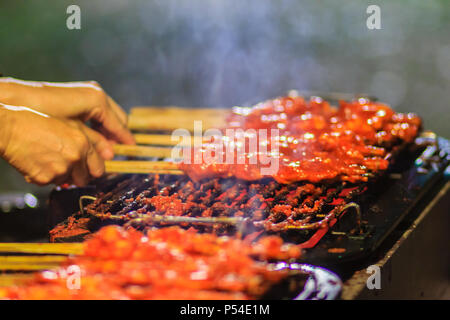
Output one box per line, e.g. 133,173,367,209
93,169,105,178
102,148,114,160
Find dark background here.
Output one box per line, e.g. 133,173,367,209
0,0,449,194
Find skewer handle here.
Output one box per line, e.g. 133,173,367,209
113,144,177,159
0,274,34,286
133,134,203,147
0,256,68,271
130,106,228,117
127,114,226,132
0,243,83,255
105,160,183,175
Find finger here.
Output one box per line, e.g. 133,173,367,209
107,96,128,126
79,124,114,160
25,177,50,186
71,131,92,187
50,160,74,186
53,173,72,186
24,175,43,186
71,160,90,187
91,105,135,145
85,143,105,178
78,127,105,179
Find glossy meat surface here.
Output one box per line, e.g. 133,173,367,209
180,96,421,183
1,226,301,300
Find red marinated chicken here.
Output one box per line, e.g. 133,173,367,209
1,226,301,300
180,96,421,183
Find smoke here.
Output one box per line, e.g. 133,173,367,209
0,0,449,136
76,0,332,107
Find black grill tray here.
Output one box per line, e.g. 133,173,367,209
295,136,449,267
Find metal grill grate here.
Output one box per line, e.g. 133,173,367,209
81,174,365,237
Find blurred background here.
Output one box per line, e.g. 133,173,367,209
0,0,449,239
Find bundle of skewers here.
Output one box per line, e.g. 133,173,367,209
107,106,227,174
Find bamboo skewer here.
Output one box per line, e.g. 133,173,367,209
128,114,226,132
0,274,34,287
0,263,63,271
105,160,183,175
133,134,204,147
127,106,231,141
0,244,78,274
0,256,68,265
0,243,83,255
112,144,179,159
128,105,228,132
0,256,68,263
130,106,228,117
110,106,231,176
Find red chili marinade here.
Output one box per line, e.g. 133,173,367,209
1,226,301,300
179,96,421,183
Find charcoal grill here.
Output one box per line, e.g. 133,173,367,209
48,130,449,269
48,91,450,280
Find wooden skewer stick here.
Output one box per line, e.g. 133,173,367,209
0,243,83,255
112,144,180,159
105,160,184,175
130,106,228,117
0,274,34,287
133,134,204,147
0,256,68,265
0,263,62,271
127,114,226,132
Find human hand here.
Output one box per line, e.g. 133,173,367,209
0,77,135,145
0,105,108,186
